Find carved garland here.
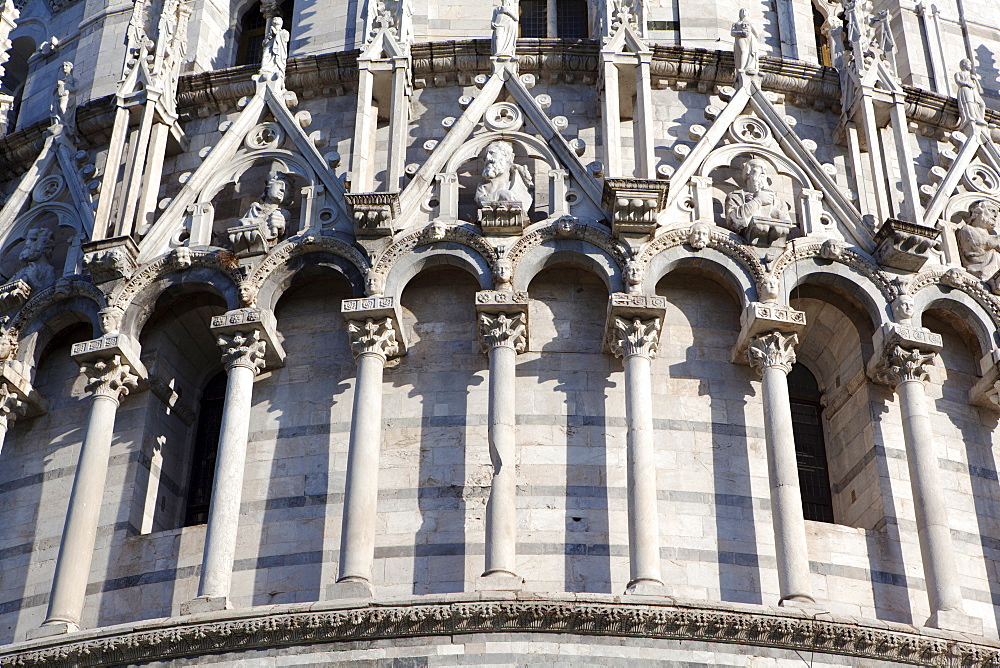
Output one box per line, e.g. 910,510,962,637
109,249,244,312
3,598,997,667
769,241,899,304
504,223,631,277
242,234,371,305
370,225,498,281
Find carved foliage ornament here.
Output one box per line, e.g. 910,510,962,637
346,317,399,360
873,345,935,386
609,316,661,359
746,330,797,375
81,355,140,402
0,381,26,428
479,311,526,352
218,330,267,373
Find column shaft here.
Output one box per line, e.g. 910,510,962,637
623,353,663,587
195,363,257,602
41,394,120,630
484,344,517,576
897,378,964,614
760,365,814,604
338,352,387,584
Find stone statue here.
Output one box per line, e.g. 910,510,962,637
475,140,533,211
731,8,760,86
957,199,1000,280
50,62,77,129
871,10,894,54
725,158,795,245
956,59,987,128
259,16,289,79
239,170,291,243
10,228,56,290
491,0,518,59
843,0,867,52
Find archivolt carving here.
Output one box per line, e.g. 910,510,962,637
909,266,1000,331
505,221,630,275
0,597,993,667
243,233,370,305
9,278,106,339
637,225,766,284
370,224,497,279
109,249,243,312
770,241,898,304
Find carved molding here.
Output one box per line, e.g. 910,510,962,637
109,249,243,313
4,596,1000,667
370,224,498,283
746,330,798,375
479,311,526,352
346,316,400,360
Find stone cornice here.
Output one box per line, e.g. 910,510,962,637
2,595,1000,666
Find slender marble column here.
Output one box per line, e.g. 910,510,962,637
31,354,138,637
608,315,664,593
746,331,815,606
331,315,399,598
876,344,978,632
183,330,267,614
477,311,526,587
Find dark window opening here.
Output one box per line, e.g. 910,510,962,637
520,0,547,38
184,371,228,526
556,0,588,38
813,4,832,67
2,36,36,133
788,363,835,523
235,0,294,67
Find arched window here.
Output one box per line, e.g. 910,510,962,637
788,363,834,523
1,36,36,133
183,371,228,526
813,3,832,67
235,0,294,67
519,0,588,38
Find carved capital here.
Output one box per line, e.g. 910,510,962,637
80,355,140,402
871,345,935,386
0,381,27,428
479,311,526,352
211,308,285,369
746,330,798,375
608,316,661,359
81,236,139,283
347,317,400,361
217,330,267,373
732,302,806,363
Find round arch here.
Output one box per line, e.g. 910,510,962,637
643,244,756,307
912,286,999,356
512,240,623,293
781,258,892,329
119,266,242,340
384,243,493,301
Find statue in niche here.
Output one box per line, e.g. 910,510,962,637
956,58,987,128
475,140,533,211
491,0,518,60
50,62,77,129
731,8,760,87
956,199,1000,280
10,228,56,290
259,16,289,79
240,170,291,243
724,158,795,246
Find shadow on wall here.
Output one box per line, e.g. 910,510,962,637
976,44,999,100
252,275,354,606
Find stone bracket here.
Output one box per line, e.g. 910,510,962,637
872,218,941,272
475,290,529,316
866,322,943,385
731,302,807,363
602,292,667,355
71,333,149,387
210,308,286,370
81,236,140,283
341,295,408,355
601,178,669,238
0,279,31,313
478,201,526,236
346,192,400,238
227,224,270,258
0,362,47,418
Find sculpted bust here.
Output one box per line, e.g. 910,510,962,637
10,228,56,290
240,170,291,243
957,199,1000,280
724,158,794,244
475,140,533,211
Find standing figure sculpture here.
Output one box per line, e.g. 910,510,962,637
259,16,290,80
725,158,795,245
957,200,1000,280
475,140,533,211
50,62,77,130
10,228,56,290
731,8,760,87
956,58,987,128
491,0,518,60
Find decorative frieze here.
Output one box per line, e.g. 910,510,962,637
81,236,140,283
346,192,401,237
210,308,285,369
746,331,798,375
732,302,806,362
601,178,669,238
475,289,529,312
478,311,526,352
872,218,941,272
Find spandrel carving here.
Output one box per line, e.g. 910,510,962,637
724,158,796,246
957,199,1000,281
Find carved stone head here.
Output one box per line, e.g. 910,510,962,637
483,141,515,181
555,216,576,238
19,228,55,264
99,306,124,335
742,158,772,194
688,222,711,250
624,259,644,292
427,220,447,241
265,170,290,205
759,274,780,303
493,258,513,288
970,199,1000,230
892,294,915,324
365,272,385,296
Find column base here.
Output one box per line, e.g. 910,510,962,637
927,608,983,635
778,595,822,611
26,621,79,640
327,579,373,600
624,579,668,596
476,571,524,592
180,595,232,615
